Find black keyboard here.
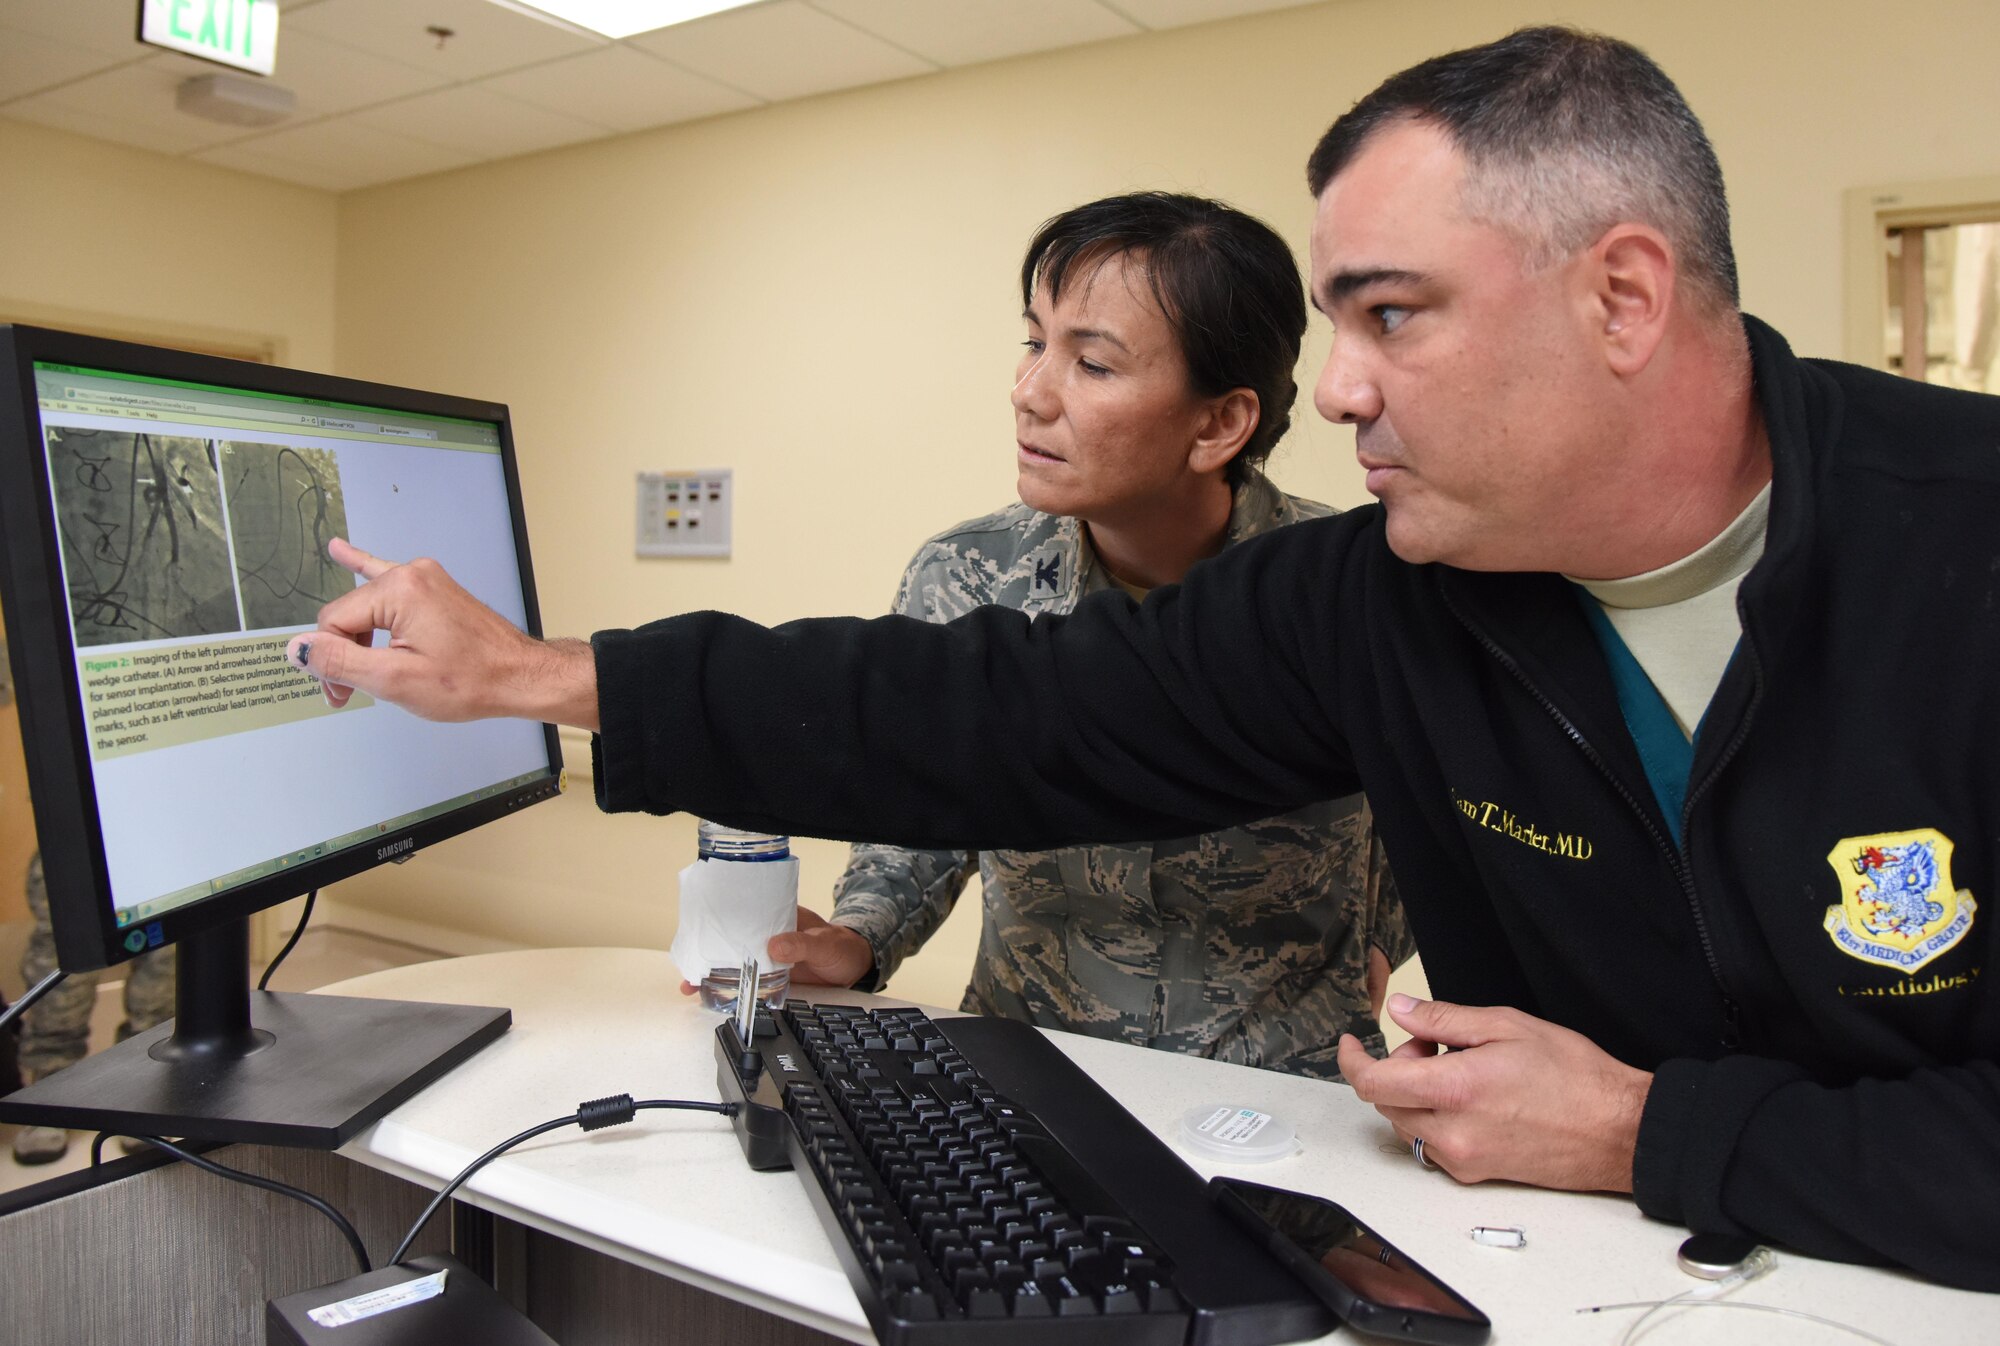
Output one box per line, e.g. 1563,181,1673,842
715,1001,1330,1346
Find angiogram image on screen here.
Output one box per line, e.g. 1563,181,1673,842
46,429,241,648
220,441,354,630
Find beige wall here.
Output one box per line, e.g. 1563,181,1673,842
324,0,2000,1007
0,121,338,938
0,120,338,369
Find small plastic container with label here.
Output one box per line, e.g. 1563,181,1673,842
1178,1103,1301,1164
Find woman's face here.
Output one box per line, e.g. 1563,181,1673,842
1012,252,1216,522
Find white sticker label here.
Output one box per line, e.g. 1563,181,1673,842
306,1269,447,1328
1197,1107,1273,1145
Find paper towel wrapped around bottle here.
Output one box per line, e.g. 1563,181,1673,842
669,854,799,985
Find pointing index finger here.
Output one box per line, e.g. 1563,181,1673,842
328,536,397,581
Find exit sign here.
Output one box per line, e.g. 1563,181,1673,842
139,0,279,76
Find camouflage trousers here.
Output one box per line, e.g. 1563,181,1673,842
18,854,176,1081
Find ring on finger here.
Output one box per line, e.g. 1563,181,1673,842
1412,1135,1439,1170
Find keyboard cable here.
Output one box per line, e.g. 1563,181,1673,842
388,1094,739,1266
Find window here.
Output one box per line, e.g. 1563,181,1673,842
1843,176,2000,387
1885,222,2000,389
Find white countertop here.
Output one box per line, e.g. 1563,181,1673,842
323,948,1993,1345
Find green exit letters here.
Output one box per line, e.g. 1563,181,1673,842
140,0,279,77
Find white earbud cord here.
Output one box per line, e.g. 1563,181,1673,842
1574,1250,1902,1346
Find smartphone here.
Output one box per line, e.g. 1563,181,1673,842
1211,1177,1491,1345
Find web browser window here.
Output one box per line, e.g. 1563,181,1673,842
32,362,549,928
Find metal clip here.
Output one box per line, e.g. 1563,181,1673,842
733,953,759,1046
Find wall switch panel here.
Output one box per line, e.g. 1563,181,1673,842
637,468,732,558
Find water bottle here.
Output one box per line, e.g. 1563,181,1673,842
693,820,794,1012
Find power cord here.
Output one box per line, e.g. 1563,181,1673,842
0,968,68,1034
388,1093,739,1265
90,1135,374,1277
83,1093,738,1286
258,889,317,990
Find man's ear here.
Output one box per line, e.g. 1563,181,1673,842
1589,223,1676,377
1188,388,1260,476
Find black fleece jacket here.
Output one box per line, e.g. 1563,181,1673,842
593,316,2000,1290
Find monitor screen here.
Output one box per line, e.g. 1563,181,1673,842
0,328,562,972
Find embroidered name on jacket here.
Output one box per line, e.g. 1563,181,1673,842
1823,828,1977,974
1451,792,1594,859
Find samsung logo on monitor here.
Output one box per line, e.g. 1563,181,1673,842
377,837,415,862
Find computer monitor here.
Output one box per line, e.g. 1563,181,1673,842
0,325,563,1147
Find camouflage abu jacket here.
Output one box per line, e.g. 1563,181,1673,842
831,469,1415,1078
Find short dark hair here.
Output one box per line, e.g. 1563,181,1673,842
1020,192,1307,486
1305,26,1738,311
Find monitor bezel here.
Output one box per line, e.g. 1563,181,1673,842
0,324,563,973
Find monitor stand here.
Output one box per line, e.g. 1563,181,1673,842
0,917,509,1148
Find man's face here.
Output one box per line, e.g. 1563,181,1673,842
1012,252,1214,524
1310,119,1611,570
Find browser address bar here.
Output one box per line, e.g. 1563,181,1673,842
68,388,313,424
73,389,203,415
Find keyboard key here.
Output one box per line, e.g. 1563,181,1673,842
1011,1282,1052,1318
894,1289,940,1321
1049,1275,1098,1316
1063,1245,1102,1272
962,1224,1004,1251
965,1287,1009,1319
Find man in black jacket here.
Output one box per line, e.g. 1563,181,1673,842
289,29,2000,1289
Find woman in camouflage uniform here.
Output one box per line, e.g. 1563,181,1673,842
768,194,1414,1078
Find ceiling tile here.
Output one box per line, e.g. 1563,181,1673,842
186,142,381,191
6,62,257,150
2,0,153,58
1098,0,1325,31
0,26,135,102
479,43,758,133
353,83,611,158
2,0,1296,193
194,117,477,189
204,27,451,117
3,95,223,156
626,0,935,103
285,0,604,82
809,0,1136,68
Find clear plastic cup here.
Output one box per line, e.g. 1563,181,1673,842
691,822,794,1011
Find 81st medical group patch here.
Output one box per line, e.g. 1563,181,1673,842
1824,828,1977,974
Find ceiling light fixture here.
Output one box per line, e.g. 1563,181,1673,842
486,0,763,41
176,73,297,127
